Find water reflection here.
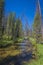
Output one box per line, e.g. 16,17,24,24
0,52,32,65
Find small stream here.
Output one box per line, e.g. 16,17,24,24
0,39,32,65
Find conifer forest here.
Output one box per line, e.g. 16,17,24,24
0,0,43,65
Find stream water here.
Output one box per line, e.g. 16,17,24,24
0,39,32,65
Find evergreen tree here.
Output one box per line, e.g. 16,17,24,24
5,13,16,40
33,0,42,43
0,0,4,39
33,13,41,43
15,18,22,41
25,20,29,38
11,13,16,41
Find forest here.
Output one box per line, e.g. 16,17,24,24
0,0,43,65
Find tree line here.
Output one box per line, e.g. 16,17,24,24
0,0,43,44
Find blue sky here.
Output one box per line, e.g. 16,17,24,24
5,0,43,28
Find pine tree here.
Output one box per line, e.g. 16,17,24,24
33,0,42,43
11,13,16,41
25,19,29,38
0,0,4,39
5,13,16,40
15,17,22,41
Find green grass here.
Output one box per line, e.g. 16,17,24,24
29,37,43,65
29,37,36,45
0,37,23,45
0,40,13,45
24,44,43,65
